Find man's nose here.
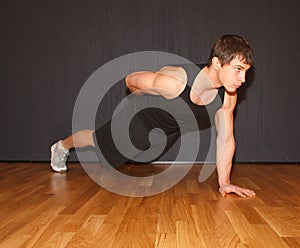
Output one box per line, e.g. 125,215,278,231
239,72,246,83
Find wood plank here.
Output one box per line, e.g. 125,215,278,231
4,205,66,248
176,221,204,247
64,215,106,247
254,207,300,237
155,233,177,248
38,232,75,248
0,162,299,247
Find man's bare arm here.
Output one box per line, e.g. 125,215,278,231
215,92,256,197
125,66,187,99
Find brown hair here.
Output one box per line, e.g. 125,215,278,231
207,34,253,67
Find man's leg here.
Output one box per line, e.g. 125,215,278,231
61,129,95,149
50,129,95,172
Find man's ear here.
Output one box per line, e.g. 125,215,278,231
212,57,221,70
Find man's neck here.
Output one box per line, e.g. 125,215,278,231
201,66,223,89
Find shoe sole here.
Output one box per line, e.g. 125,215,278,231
50,163,67,172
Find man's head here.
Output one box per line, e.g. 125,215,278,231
207,34,253,67
207,34,253,92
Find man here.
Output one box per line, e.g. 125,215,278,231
50,34,256,198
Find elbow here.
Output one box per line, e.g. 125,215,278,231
125,74,132,89
217,135,235,148
125,74,137,93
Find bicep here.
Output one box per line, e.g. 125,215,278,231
215,96,236,142
125,66,187,98
215,90,237,134
215,109,234,139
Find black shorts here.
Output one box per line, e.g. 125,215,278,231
93,101,180,168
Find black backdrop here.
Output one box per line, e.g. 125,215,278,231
1,0,299,162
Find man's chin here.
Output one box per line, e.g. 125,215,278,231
224,87,237,93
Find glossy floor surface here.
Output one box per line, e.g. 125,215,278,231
0,163,299,247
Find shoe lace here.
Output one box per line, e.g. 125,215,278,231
55,149,69,162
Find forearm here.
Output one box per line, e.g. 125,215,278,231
216,136,256,198
214,97,255,197
216,136,235,186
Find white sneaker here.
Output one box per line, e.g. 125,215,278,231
50,140,69,172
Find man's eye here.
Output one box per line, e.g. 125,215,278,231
235,67,241,72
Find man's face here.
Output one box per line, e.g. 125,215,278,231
218,57,251,92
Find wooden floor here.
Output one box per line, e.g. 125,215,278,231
0,162,299,248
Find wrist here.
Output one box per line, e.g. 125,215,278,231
219,180,231,187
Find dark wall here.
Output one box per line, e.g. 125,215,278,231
1,0,299,162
